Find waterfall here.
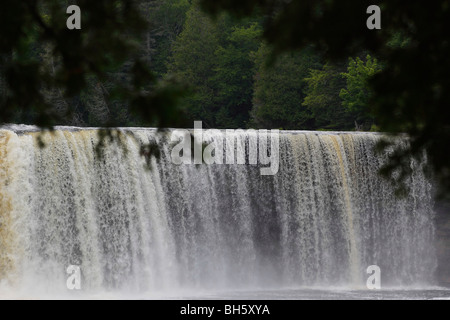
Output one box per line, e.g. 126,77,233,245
0,127,437,294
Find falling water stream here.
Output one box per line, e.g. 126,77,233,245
0,126,444,298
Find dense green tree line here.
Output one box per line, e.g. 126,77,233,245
167,1,379,130
1,0,378,131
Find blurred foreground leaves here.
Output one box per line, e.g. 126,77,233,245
0,0,188,129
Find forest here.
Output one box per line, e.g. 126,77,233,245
0,0,381,131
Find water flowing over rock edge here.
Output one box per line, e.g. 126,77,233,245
0,126,443,296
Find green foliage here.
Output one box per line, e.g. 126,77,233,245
251,44,321,129
0,0,377,132
340,55,381,129
146,0,190,77
303,63,353,130
169,2,261,128
200,0,379,59
212,21,261,128
168,3,220,127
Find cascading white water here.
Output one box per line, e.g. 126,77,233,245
0,127,437,295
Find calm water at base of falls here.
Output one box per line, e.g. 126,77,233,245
1,287,450,300
187,288,450,300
